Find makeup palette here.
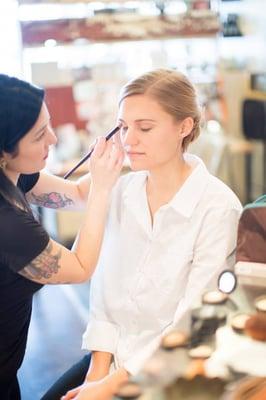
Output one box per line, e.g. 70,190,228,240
230,313,251,333
188,345,213,359
161,330,189,350
202,290,228,305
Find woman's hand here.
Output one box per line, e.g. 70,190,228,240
61,381,112,400
61,368,129,400
61,384,83,400
75,381,113,400
89,134,124,195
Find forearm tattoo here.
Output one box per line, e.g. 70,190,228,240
19,241,62,281
27,192,74,209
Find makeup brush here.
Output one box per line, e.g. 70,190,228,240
63,125,121,179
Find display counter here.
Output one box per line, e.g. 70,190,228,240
114,263,266,400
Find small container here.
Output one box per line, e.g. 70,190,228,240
190,305,226,346
230,313,251,333
202,290,228,305
245,313,266,342
115,382,142,400
188,344,213,359
161,330,188,350
254,295,266,314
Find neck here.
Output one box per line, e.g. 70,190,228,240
147,154,191,197
146,154,192,219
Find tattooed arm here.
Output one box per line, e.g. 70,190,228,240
26,133,124,210
19,176,109,284
19,237,91,284
26,171,91,211
19,137,124,284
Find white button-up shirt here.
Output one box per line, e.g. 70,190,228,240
82,154,242,375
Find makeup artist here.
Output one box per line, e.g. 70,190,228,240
0,74,124,400
43,68,243,400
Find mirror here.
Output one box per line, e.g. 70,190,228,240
218,270,237,294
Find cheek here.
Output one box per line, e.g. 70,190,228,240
153,133,178,154
20,145,44,162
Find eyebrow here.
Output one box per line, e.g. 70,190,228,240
34,118,51,137
118,118,156,123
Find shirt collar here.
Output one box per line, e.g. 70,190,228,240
168,153,209,218
122,154,210,220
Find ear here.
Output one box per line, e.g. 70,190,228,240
1,151,11,162
179,117,194,139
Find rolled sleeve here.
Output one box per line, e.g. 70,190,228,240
82,320,120,354
123,336,161,375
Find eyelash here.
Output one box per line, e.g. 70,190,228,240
120,127,152,134
36,131,45,141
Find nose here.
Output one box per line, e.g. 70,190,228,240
122,127,139,147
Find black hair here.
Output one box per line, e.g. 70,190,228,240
0,74,44,212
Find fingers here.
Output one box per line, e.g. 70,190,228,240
108,144,124,171
61,386,81,400
91,137,107,159
91,134,124,167
113,131,123,150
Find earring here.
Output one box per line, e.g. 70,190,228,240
0,159,7,170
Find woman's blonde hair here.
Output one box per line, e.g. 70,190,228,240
119,68,202,151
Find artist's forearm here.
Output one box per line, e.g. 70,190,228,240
26,172,90,210
75,173,91,203
71,186,110,277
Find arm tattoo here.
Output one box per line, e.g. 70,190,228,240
27,191,74,209
19,241,62,281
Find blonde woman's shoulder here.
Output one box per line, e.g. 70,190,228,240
205,174,243,211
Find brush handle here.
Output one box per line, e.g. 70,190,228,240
63,125,120,179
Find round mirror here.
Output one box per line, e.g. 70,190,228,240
218,270,237,294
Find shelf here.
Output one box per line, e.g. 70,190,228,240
20,12,220,46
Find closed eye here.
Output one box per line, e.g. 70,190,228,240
35,130,46,141
140,127,152,132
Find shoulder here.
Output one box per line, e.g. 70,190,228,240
0,205,49,272
186,153,242,214
204,174,242,212
0,204,48,244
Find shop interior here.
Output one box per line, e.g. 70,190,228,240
0,0,265,399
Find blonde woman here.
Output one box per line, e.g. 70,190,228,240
43,69,242,400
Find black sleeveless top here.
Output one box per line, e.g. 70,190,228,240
0,173,49,388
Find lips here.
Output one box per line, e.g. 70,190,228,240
127,152,145,156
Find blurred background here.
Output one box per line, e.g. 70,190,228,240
0,1,265,398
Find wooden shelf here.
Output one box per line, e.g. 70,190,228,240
20,12,220,46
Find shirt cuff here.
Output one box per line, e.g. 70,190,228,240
123,337,161,375
82,320,120,354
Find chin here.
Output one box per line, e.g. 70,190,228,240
128,163,146,172
127,158,149,171
21,164,44,175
